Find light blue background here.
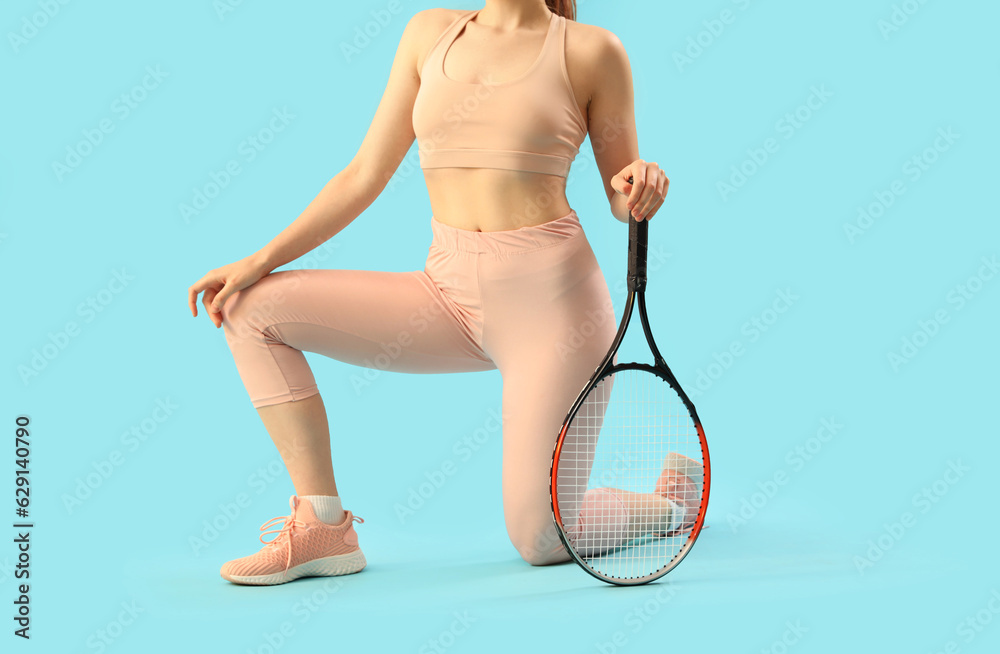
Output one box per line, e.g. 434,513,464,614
3,0,998,651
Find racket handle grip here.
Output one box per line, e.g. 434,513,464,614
626,176,648,291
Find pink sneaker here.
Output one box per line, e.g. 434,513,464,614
653,453,704,537
220,495,366,585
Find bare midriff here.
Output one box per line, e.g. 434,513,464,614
423,167,573,232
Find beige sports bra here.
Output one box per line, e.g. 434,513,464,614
412,9,588,178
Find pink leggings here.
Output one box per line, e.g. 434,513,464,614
219,210,631,565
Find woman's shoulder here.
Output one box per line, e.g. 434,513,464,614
408,7,468,37
565,18,628,62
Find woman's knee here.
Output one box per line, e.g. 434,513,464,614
506,513,571,566
515,533,571,566
220,270,302,331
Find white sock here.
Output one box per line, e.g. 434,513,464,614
302,495,345,525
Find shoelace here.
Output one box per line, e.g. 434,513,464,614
259,514,309,575
258,500,365,575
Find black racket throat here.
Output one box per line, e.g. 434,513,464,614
607,217,667,383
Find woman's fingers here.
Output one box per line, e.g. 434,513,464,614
188,277,208,316
614,171,634,199
201,286,223,328
655,174,670,220
188,260,258,327
639,174,667,221
633,163,665,221
617,161,670,221
201,286,218,313
626,165,646,217
211,279,241,314
188,271,222,317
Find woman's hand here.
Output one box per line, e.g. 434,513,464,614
611,160,670,221
188,254,271,328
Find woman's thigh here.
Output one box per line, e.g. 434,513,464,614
220,267,495,407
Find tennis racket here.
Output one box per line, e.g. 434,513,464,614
549,185,710,585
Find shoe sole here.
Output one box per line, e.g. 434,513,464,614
223,548,367,586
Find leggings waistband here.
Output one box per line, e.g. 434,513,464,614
430,210,583,254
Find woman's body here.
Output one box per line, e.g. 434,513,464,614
418,4,624,231
188,0,678,585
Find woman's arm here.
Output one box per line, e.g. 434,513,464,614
584,28,668,223
254,10,440,271
189,10,449,325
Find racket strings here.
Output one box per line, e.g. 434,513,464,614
555,369,704,581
